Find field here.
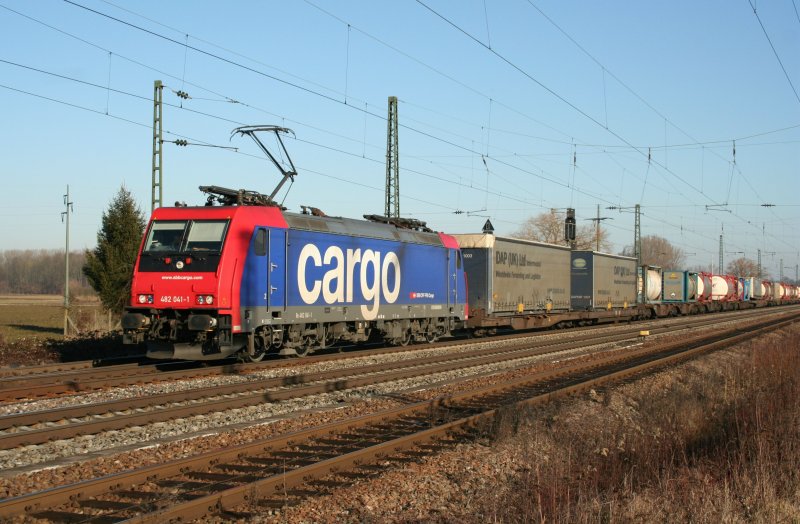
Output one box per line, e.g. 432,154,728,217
0,294,105,342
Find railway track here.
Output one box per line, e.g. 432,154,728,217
0,310,797,522
0,308,789,450
0,307,787,403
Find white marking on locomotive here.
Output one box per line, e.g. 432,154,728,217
297,243,401,320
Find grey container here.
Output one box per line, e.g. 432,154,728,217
570,251,637,310
452,234,571,315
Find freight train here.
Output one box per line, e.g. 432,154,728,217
122,186,798,361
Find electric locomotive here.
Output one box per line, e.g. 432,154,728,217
122,186,468,360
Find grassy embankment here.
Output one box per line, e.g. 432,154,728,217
466,326,800,522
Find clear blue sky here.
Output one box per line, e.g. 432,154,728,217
1,0,798,279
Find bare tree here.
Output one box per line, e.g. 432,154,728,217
621,235,685,268
514,209,612,251
726,257,760,277
641,235,685,268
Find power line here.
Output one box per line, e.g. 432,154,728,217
55,0,790,218
415,0,716,206
301,0,576,141
9,2,794,247
746,0,800,105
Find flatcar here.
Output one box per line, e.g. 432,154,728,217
122,186,467,360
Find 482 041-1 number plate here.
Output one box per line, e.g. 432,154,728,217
160,295,190,304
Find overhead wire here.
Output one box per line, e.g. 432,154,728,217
414,0,710,206
4,2,794,256
414,0,798,248
522,0,780,214
61,0,791,225
746,0,800,105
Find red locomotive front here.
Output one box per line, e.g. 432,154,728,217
122,204,284,359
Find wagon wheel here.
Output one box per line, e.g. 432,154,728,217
424,331,438,344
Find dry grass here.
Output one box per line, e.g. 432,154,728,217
0,294,131,365
463,327,800,523
0,295,107,342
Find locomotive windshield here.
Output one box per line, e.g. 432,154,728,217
144,220,229,253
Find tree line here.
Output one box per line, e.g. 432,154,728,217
1,186,145,315
0,250,94,295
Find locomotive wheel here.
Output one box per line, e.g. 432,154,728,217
247,349,267,362
293,337,312,358
425,332,438,343
398,330,412,346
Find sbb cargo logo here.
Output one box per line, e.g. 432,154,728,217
297,243,401,320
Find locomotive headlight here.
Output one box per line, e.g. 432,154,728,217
205,295,214,305
196,295,204,305
137,294,153,304
196,294,214,305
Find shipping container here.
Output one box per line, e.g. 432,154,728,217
662,270,699,302
571,251,637,310
453,234,572,315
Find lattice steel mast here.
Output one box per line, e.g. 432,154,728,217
385,96,399,218
151,80,163,213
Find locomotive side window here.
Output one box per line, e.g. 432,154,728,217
185,220,229,252
144,221,187,252
254,228,267,256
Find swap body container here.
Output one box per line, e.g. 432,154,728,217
570,251,637,310
454,234,572,315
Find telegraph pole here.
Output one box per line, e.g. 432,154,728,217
62,186,74,337
152,80,163,213
385,96,399,218
586,204,611,251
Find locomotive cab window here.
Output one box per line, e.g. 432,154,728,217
143,220,229,253
144,221,187,252
185,220,228,252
